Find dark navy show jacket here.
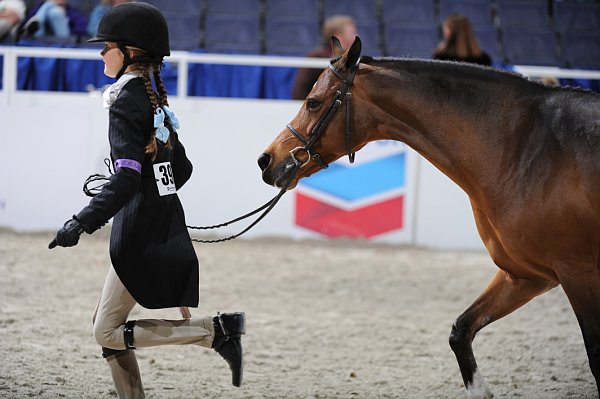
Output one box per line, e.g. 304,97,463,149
76,78,199,309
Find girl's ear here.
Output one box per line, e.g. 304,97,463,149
128,48,140,59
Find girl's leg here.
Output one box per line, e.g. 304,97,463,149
93,266,137,349
123,313,245,387
93,266,144,399
93,266,214,350
103,349,145,399
93,266,245,387
126,316,215,347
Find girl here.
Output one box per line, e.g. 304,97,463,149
48,3,244,397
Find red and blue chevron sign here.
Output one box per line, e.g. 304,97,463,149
295,141,407,238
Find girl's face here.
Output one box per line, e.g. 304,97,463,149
101,42,124,78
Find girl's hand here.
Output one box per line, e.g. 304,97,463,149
49,218,84,249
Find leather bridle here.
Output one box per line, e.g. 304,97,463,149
286,59,360,170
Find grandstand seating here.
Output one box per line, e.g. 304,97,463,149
204,13,261,54
322,0,378,22
502,28,560,66
203,0,261,53
381,0,436,57
163,13,201,52
264,0,319,55
384,22,439,59
438,0,494,26
561,31,600,69
145,0,201,14
355,20,382,56
205,0,261,15
322,0,380,55
264,17,320,56
145,0,202,51
495,0,550,29
554,1,600,33
265,0,319,18
381,0,435,24
553,1,600,68
473,25,500,61
6,0,600,68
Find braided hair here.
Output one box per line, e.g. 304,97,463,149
138,61,172,161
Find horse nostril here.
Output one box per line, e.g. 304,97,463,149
258,153,271,172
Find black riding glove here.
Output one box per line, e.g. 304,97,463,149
49,218,84,249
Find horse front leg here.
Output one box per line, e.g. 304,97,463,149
449,269,556,399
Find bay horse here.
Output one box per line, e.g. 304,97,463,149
258,36,600,398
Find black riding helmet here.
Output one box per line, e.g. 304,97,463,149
88,2,170,78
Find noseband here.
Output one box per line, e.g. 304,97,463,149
286,60,359,170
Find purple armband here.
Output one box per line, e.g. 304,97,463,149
114,159,142,173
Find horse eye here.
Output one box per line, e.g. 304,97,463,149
306,98,320,110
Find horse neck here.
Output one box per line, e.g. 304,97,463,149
360,60,538,197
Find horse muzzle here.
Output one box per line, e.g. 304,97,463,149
257,152,299,189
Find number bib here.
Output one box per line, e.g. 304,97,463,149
153,161,176,196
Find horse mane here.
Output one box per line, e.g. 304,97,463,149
358,55,598,96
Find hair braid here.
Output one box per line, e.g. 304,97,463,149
139,63,160,111
153,67,169,107
139,63,171,160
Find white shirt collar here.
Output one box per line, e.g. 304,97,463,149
102,71,143,109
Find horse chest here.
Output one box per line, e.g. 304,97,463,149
472,206,563,280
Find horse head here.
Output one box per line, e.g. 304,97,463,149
258,36,368,190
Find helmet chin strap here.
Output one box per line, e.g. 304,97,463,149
115,42,163,80
115,42,132,80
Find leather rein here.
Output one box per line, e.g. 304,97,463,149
286,59,360,170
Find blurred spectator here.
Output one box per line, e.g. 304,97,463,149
20,0,87,40
291,15,358,100
0,0,26,41
86,0,129,36
433,13,491,66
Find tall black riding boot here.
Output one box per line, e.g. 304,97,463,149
102,347,145,399
212,312,245,387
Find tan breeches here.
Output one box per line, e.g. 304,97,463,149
92,266,214,351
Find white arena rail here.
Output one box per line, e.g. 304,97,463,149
0,46,329,104
1,46,600,104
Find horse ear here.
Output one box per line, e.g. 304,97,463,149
345,36,362,70
331,36,344,57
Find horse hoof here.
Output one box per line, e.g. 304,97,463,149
466,369,493,399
